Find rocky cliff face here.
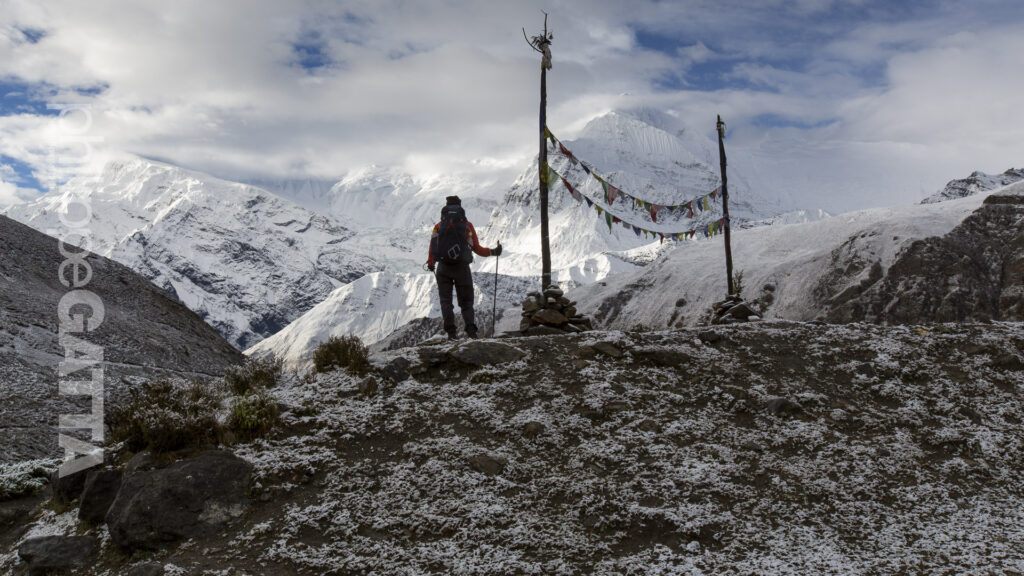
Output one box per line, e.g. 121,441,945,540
824,184,1024,323
0,215,243,462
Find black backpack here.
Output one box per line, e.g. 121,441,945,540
435,205,473,264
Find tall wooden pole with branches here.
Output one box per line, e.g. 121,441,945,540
717,115,736,296
525,14,554,290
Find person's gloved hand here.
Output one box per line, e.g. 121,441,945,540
427,262,435,272
492,242,502,257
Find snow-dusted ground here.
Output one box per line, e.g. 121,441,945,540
7,322,1022,574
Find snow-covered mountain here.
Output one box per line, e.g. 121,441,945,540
477,108,785,284
246,167,507,275
560,180,1024,333
5,159,382,349
246,270,538,369
921,167,1024,204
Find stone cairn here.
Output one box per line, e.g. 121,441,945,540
519,285,593,335
711,294,762,325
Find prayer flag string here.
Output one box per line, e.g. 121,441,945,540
546,126,723,219
545,161,727,242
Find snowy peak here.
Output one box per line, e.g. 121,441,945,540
477,108,784,284
6,156,381,350
921,167,1024,204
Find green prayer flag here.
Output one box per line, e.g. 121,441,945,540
548,165,560,186
605,211,613,231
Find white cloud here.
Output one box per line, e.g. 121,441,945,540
0,0,1021,214
0,179,38,208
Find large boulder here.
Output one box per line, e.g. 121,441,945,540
532,308,568,326
18,535,97,574
449,341,527,366
106,450,252,551
48,468,89,505
78,469,123,524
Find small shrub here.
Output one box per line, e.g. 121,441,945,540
108,380,223,453
0,459,58,501
313,334,370,375
732,270,745,298
228,391,280,441
225,356,283,396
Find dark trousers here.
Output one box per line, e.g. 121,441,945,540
435,262,476,337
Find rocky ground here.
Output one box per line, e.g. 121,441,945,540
2,321,1022,575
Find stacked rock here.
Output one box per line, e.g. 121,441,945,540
711,295,761,324
520,286,593,335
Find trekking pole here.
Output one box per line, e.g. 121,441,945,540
491,242,500,337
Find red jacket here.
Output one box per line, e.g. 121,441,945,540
427,220,490,266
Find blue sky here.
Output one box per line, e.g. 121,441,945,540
1,0,1023,212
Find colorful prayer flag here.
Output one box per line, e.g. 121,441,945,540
650,204,661,223
605,211,612,231
606,183,619,204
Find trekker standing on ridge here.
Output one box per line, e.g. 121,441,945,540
426,195,501,340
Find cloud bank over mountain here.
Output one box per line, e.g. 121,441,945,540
1,1,1023,213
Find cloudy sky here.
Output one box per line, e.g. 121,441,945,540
1,0,1022,213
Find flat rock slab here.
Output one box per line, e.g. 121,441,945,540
449,341,526,366
19,535,97,573
524,325,566,337
533,309,568,325
468,453,508,476
106,450,251,551
765,397,802,416
593,342,624,358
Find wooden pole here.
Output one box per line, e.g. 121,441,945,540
524,14,554,291
717,115,735,296
539,58,551,290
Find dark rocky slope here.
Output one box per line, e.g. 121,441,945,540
824,187,1024,323
0,215,243,462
